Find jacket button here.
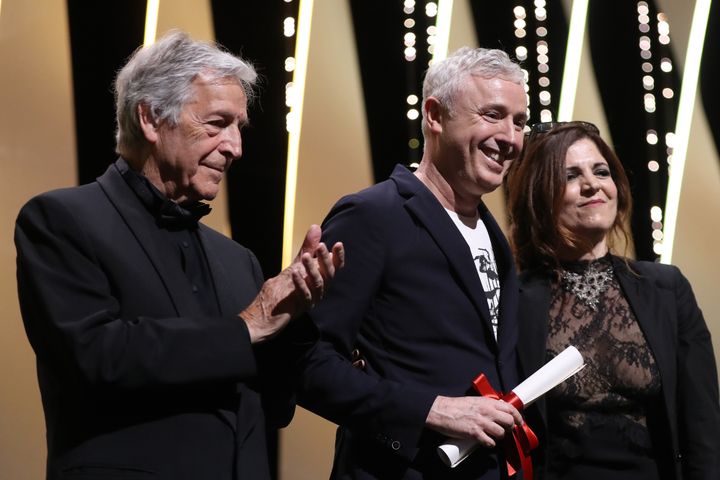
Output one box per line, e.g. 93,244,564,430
391,441,401,450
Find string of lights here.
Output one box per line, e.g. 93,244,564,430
514,1,553,124
283,0,298,135
281,0,303,268
404,1,438,166
637,1,678,259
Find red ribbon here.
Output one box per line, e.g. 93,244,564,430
472,373,539,480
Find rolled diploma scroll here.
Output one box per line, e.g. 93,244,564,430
437,345,584,468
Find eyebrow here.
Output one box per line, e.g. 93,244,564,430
479,103,510,113
479,103,528,122
211,110,250,128
566,161,610,170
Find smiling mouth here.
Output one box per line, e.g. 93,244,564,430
481,147,504,166
202,163,225,174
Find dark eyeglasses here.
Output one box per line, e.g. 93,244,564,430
525,121,599,143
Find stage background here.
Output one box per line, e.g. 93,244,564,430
1,1,717,478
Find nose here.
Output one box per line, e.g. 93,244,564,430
220,125,243,160
580,173,600,193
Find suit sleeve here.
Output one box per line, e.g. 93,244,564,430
15,193,258,390
672,267,720,480
296,194,437,461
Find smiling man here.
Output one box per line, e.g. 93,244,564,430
15,31,343,480
297,47,529,479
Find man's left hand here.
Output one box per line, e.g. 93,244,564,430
240,224,344,343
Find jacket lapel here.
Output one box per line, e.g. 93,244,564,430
391,166,496,343
613,258,676,413
517,271,553,427
517,272,552,376
96,159,201,317
198,227,246,316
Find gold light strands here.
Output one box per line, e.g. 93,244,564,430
534,0,552,122
283,1,298,134
635,1,684,259
404,0,419,157
513,5,531,123
557,0,589,121
650,205,664,245
406,88,420,123
661,0,712,264
637,1,664,258
282,0,311,268
143,0,160,46
515,1,555,123
283,3,299,136
425,1,438,57
432,0,452,62
403,0,417,62
405,1,443,160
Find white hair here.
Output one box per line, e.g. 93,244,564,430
114,30,258,158
421,47,525,134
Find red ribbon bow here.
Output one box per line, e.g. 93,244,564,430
472,373,539,480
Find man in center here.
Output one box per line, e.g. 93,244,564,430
297,47,529,478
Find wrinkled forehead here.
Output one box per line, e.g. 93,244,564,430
182,74,249,117
458,74,528,111
191,71,246,91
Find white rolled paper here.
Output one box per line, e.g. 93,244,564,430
437,345,585,468
437,438,478,468
511,345,584,407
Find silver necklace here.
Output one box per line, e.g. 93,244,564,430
559,259,614,311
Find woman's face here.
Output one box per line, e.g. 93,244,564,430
558,138,618,254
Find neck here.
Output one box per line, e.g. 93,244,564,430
414,158,480,217
129,156,189,204
559,238,609,262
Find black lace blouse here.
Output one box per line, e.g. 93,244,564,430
544,255,663,479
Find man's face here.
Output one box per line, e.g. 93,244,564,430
435,76,527,199
151,75,248,204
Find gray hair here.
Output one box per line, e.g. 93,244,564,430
421,47,525,132
114,30,258,158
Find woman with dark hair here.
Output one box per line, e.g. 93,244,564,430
505,121,720,480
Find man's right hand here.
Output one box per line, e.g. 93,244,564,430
240,224,344,344
425,395,523,448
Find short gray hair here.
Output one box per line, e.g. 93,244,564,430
421,47,525,131
114,30,258,158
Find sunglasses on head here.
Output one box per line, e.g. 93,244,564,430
525,121,600,143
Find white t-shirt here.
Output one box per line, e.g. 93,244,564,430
445,208,501,339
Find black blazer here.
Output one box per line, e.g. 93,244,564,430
518,255,720,480
15,160,305,480
298,165,521,479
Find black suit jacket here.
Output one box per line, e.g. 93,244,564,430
518,255,720,480
298,165,521,479
15,160,306,480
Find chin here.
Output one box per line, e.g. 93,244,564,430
200,191,219,202
190,183,221,202
475,175,502,194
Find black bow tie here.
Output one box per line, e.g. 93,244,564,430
157,200,212,229
121,162,212,229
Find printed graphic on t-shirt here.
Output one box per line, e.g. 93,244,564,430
474,248,500,337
